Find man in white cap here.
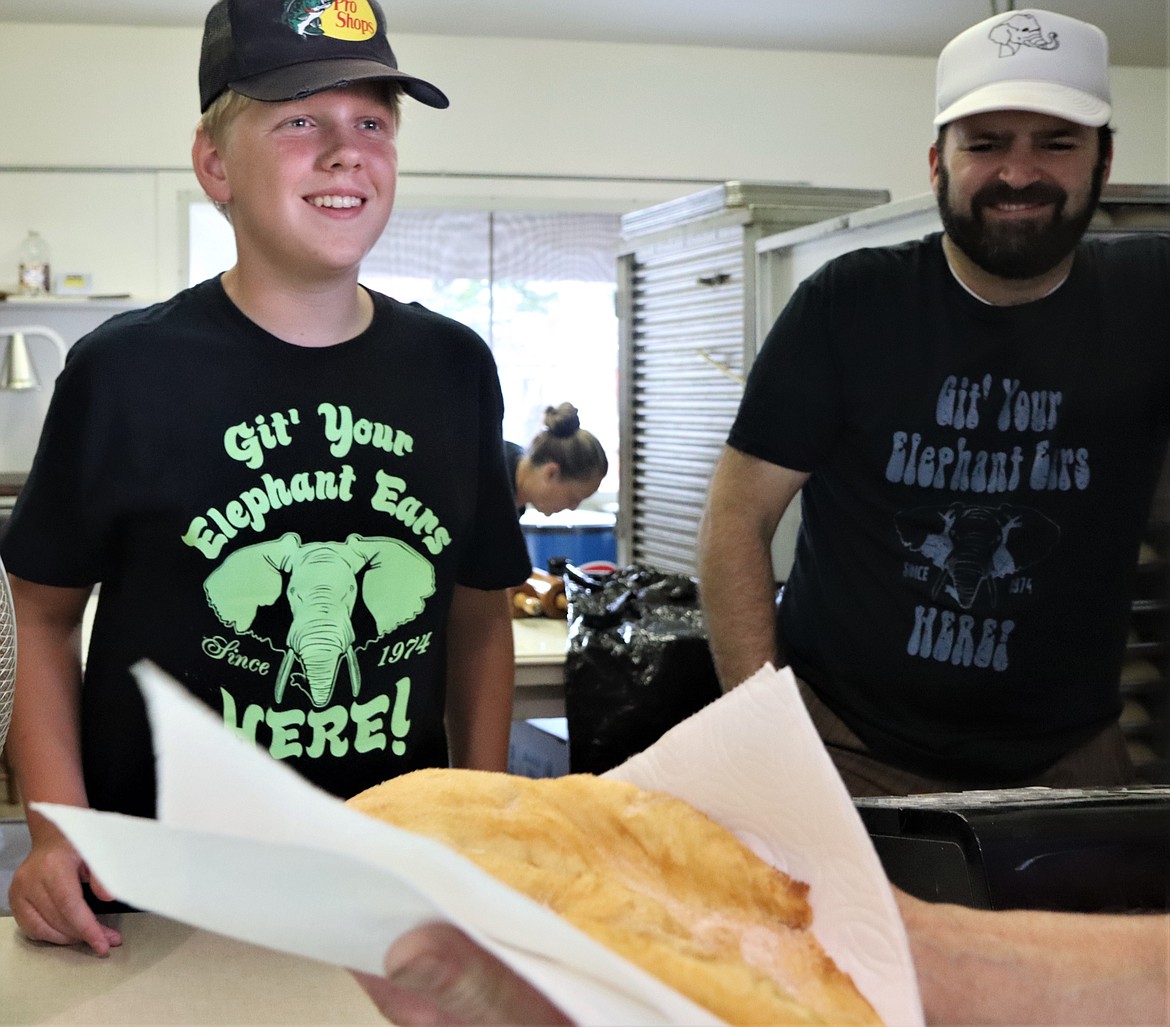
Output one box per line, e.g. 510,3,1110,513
931,6,1113,303
700,9,1170,796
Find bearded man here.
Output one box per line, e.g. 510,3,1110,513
699,8,1170,796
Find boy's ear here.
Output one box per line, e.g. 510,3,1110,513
192,126,231,205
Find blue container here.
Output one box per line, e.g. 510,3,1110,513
520,510,617,570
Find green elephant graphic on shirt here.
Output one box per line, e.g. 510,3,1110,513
204,532,436,708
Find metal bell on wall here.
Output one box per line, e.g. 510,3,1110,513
0,332,38,391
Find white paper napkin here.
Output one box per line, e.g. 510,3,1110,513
607,663,922,1026
37,660,922,1026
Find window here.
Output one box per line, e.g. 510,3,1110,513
184,201,620,497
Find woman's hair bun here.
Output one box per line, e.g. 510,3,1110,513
543,402,581,438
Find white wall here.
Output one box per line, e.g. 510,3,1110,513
1,23,1167,300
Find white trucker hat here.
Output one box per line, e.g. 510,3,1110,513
935,8,1111,127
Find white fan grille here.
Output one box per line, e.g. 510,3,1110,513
0,557,15,753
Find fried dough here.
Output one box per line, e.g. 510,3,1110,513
347,769,881,1025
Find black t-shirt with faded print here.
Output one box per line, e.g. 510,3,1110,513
2,278,531,816
729,233,1170,781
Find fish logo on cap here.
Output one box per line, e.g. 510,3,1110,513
282,0,379,41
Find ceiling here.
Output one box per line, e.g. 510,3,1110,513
4,0,1168,67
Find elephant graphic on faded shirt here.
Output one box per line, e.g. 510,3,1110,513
896,503,1060,610
204,532,436,708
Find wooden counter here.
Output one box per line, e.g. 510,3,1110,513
0,912,382,1025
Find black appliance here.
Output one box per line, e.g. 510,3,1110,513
855,786,1170,912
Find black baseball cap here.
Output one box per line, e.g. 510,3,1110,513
199,0,449,113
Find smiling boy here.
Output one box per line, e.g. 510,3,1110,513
2,0,531,953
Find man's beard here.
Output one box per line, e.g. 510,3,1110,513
936,162,1104,280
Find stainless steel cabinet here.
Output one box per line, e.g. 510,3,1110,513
616,182,889,575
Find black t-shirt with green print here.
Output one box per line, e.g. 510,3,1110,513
3,277,530,815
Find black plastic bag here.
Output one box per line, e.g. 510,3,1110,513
557,562,721,774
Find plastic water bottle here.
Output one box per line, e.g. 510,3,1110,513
18,230,51,295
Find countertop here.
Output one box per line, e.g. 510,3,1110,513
511,617,568,720
0,912,383,1025
512,616,568,668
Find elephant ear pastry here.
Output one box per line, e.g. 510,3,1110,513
346,769,882,1026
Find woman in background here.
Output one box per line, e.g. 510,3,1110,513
506,403,608,517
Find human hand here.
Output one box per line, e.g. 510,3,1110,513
353,922,572,1025
9,824,122,956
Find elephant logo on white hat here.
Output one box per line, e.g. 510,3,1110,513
988,14,1060,57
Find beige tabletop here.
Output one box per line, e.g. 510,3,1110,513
511,617,568,720
0,913,383,1026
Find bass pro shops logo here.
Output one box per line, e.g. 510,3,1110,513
283,0,378,40
988,13,1060,57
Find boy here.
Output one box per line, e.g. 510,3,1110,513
2,0,530,954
